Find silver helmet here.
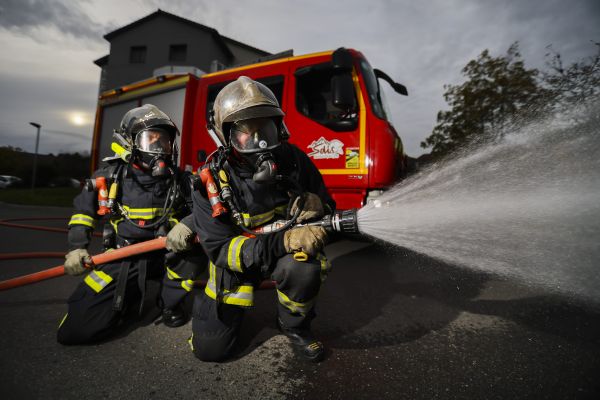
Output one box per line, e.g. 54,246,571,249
211,76,286,147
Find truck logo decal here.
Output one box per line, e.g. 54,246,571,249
307,137,344,160
345,147,359,168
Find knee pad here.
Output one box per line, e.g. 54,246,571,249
274,255,322,293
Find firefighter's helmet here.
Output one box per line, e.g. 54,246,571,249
211,76,288,148
111,104,179,163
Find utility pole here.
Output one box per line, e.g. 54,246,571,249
29,122,41,190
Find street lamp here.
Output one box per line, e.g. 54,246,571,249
29,122,41,190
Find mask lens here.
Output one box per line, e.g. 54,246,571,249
135,129,172,155
230,118,280,153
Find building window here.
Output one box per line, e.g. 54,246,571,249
169,44,187,62
129,46,147,63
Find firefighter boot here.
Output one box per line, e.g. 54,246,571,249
277,318,325,362
162,305,187,328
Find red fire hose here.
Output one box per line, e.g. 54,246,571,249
0,236,278,292
0,217,102,237
0,217,277,292
0,237,168,291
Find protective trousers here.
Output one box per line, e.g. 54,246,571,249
160,247,208,310
57,252,205,345
190,254,327,362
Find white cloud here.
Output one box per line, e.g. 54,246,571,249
0,0,598,156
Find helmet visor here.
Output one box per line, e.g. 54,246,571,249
134,129,172,155
230,118,280,153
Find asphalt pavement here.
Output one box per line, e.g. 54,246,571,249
1,203,599,399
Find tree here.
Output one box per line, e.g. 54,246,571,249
421,43,544,158
543,41,600,107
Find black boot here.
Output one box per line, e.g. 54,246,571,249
162,305,187,328
277,318,325,362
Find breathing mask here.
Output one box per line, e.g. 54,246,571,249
230,118,281,183
134,128,173,177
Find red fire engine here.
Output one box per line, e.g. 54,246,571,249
91,48,409,209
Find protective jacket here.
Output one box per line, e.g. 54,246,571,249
190,142,335,307
68,163,193,249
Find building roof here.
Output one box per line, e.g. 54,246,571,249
93,55,109,67
220,35,270,57
103,9,236,60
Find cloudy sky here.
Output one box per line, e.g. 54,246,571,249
0,0,598,157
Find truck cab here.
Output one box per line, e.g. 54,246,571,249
186,48,408,209
92,48,408,210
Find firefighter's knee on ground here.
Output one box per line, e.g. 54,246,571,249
191,333,233,362
190,295,244,362
57,321,94,345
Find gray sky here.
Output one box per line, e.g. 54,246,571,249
0,0,598,157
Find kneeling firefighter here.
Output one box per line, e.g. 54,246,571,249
57,104,206,345
168,76,335,362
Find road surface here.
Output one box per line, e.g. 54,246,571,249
1,203,599,399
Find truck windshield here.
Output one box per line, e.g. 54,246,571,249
359,59,389,121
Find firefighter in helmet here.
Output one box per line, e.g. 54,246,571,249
57,104,206,345
167,76,335,362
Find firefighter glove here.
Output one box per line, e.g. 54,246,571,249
166,222,194,253
284,226,328,257
64,249,90,276
290,192,324,223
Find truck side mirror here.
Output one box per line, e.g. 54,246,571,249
374,68,408,96
332,47,353,71
331,73,356,112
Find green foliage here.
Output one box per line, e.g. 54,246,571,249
0,187,80,207
543,41,600,107
421,42,545,157
0,146,90,187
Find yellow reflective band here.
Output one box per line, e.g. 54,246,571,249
109,217,123,234
58,313,68,328
84,270,113,293
122,205,168,220
181,279,194,292
68,214,96,228
169,218,179,228
308,342,322,350
276,289,315,315
166,266,182,280
241,209,275,228
316,253,331,282
188,334,194,352
274,204,288,216
204,264,254,306
227,236,249,272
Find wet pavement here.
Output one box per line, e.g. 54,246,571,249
1,203,599,399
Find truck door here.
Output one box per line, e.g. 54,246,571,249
286,59,367,208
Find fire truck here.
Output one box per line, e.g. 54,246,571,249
91,48,409,209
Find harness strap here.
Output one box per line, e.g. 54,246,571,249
112,260,131,312
137,259,147,315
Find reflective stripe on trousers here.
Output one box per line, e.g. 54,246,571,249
204,263,254,307
84,270,113,293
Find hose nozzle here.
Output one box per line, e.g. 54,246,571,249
308,209,359,234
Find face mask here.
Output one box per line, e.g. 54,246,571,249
251,152,278,183
137,152,172,177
